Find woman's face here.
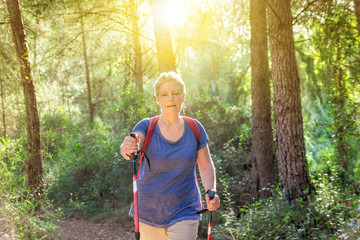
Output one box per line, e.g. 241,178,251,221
156,81,185,115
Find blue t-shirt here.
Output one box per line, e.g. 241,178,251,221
129,117,210,228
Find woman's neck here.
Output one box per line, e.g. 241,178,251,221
159,113,182,126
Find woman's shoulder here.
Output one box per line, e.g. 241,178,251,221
139,116,161,125
133,116,160,130
182,116,205,128
133,118,150,131
182,116,209,148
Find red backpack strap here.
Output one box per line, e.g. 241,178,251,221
183,117,201,145
138,116,159,176
183,117,204,209
142,116,160,153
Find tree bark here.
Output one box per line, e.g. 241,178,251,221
7,0,43,194
250,0,275,198
354,0,360,34
0,75,6,138
123,36,131,92
334,40,348,176
78,1,94,123
268,0,311,203
150,0,176,73
129,0,143,93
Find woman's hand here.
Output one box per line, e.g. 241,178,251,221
120,134,140,160
205,192,221,212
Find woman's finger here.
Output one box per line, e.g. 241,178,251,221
120,136,140,160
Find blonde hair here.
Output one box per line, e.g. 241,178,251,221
154,72,186,97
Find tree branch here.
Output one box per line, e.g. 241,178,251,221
293,0,319,25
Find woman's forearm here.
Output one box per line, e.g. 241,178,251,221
199,162,216,192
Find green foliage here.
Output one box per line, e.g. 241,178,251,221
303,91,360,184
215,136,252,213
185,93,251,151
297,0,360,184
0,138,58,239
41,108,74,157
111,88,159,130
47,119,133,218
216,172,360,240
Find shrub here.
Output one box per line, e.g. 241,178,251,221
184,93,250,152
215,170,360,240
47,120,133,218
0,137,58,239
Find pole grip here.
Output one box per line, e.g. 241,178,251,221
130,133,139,159
207,189,216,200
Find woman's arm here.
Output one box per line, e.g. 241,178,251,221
197,145,220,211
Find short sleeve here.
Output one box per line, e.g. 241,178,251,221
132,118,150,137
194,119,210,150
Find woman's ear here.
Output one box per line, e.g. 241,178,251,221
182,93,186,103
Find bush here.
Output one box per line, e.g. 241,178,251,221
0,137,58,239
47,120,133,218
184,93,250,152
215,170,360,240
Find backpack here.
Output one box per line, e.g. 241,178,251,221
138,116,201,177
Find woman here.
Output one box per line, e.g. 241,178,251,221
120,72,220,240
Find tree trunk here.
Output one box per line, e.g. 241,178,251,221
78,1,94,123
354,0,360,34
250,0,275,198
334,40,348,176
0,75,6,138
129,0,143,93
123,36,131,93
150,0,176,73
32,18,39,79
268,0,311,204
7,0,43,194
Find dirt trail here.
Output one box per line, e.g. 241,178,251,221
55,217,135,240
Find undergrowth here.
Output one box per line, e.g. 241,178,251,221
46,121,133,219
0,137,58,240
215,167,360,239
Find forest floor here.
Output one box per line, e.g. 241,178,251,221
55,217,135,240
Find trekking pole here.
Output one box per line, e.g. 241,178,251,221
129,133,140,240
207,190,215,240
196,190,216,240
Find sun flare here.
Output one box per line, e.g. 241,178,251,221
166,0,189,25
